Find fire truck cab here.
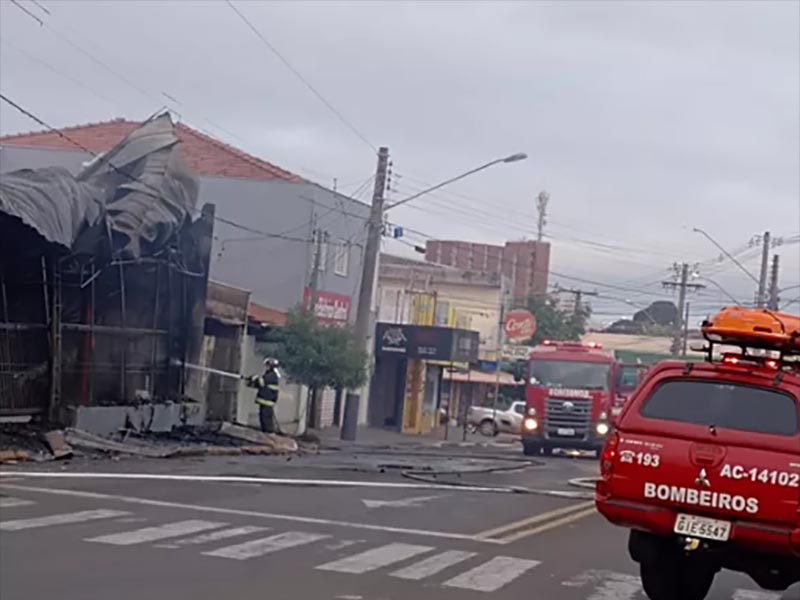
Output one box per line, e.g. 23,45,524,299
519,340,617,456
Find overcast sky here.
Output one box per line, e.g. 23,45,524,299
1,0,798,321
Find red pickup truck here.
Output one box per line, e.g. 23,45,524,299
596,308,800,600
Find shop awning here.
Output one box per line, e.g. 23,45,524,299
443,369,522,385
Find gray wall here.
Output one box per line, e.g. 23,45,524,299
1,145,370,318
208,178,368,316
0,145,90,173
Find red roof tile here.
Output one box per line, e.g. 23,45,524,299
248,302,286,326
0,118,304,183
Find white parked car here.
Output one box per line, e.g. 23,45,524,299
466,401,526,436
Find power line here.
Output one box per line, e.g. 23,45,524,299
5,6,341,185
396,172,678,260
0,93,322,249
224,0,376,153
1,93,381,280
0,36,121,110
392,176,678,262
9,0,43,26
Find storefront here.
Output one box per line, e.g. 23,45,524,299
369,323,479,434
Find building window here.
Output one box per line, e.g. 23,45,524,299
334,240,349,276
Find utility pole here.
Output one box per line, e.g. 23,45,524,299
304,222,325,430
559,288,598,316
767,254,780,310
492,276,509,423
308,225,323,314
662,263,705,356
536,190,549,242
682,301,691,357
756,231,771,308
353,147,390,347
344,147,389,440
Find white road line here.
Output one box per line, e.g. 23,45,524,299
87,520,225,545
442,556,541,592
316,543,434,574
0,483,502,544
732,591,781,600
203,531,329,560
156,525,268,549
0,497,35,508
0,509,129,531
0,471,516,494
390,550,477,580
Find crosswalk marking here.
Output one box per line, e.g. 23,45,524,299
391,550,477,580
0,505,784,598
561,569,641,600
732,591,781,600
203,531,329,560
442,556,541,592
156,525,268,549
0,509,129,531
0,497,35,508
87,520,225,545
316,542,434,574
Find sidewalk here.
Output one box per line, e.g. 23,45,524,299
315,424,520,452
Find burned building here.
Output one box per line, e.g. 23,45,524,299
0,114,214,427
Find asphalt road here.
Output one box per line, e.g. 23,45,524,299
1,451,798,600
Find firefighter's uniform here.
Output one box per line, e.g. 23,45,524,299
248,362,280,433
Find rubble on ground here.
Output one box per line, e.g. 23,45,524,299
0,422,301,464
218,422,299,453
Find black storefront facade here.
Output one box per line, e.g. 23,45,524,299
369,323,479,433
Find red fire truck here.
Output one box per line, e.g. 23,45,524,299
518,340,618,456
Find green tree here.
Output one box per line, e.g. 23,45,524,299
525,294,591,345
261,308,368,425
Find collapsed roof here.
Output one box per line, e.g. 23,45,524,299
0,113,198,260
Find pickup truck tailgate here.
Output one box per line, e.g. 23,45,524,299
608,377,800,533
611,433,799,526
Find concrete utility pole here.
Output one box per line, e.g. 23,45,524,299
491,276,509,424
343,147,390,440
308,219,323,314
756,231,771,308
560,288,598,316
536,190,549,242
682,301,691,357
767,254,780,310
353,147,390,349
662,263,705,357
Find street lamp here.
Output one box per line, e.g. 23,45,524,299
384,152,527,211
691,227,759,284
349,149,527,442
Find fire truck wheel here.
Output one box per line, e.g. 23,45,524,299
640,559,715,600
522,440,540,456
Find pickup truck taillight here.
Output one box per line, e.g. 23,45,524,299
600,431,620,479
596,431,620,497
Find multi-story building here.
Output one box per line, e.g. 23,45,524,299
377,253,505,361
424,239,550,306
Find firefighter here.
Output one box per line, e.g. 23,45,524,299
246,358,281,434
